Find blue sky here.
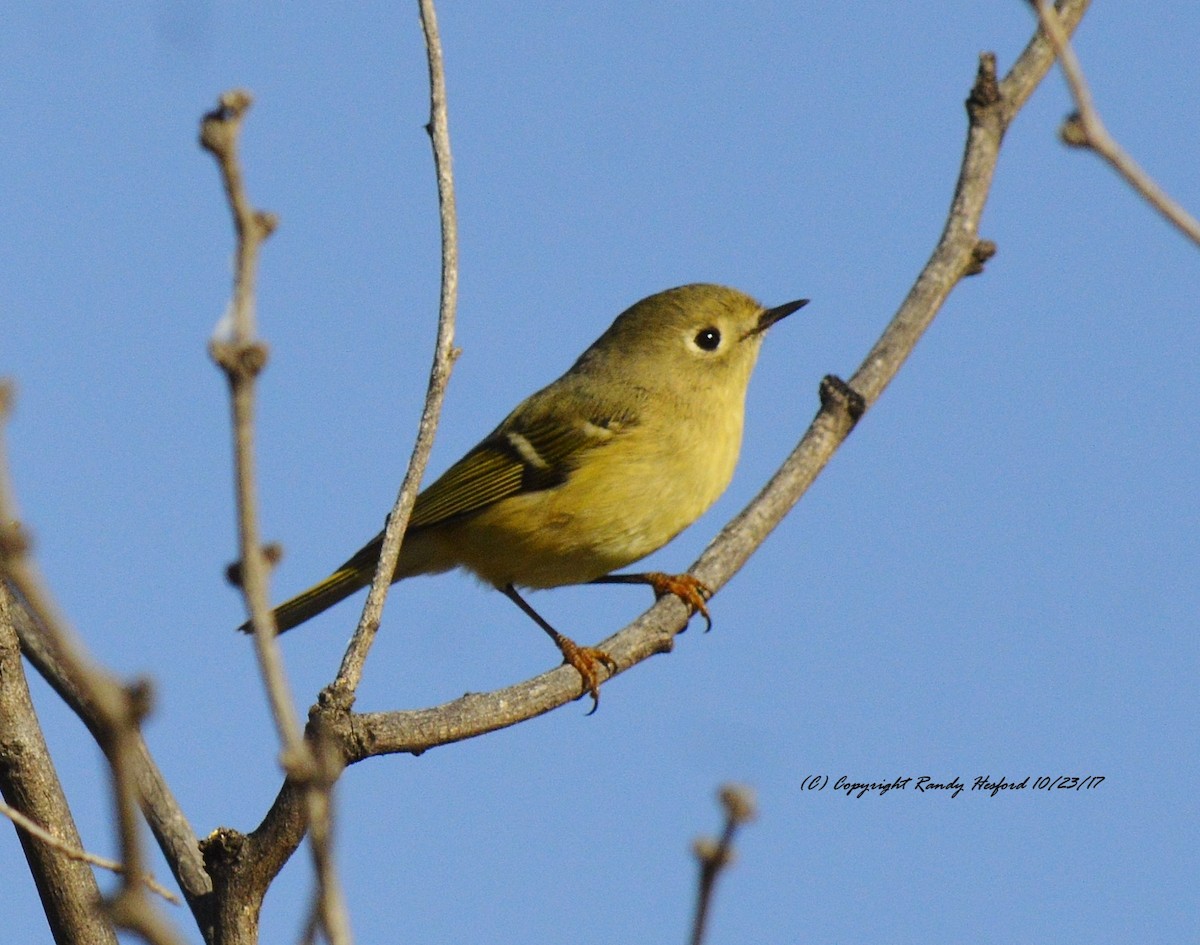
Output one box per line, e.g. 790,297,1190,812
2,4,1197,943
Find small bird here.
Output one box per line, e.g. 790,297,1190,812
241,284,805,708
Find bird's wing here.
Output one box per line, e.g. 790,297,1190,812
409,392,639,529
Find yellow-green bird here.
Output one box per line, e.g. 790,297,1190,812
241,283,805,707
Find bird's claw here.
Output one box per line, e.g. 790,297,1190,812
557,636,618,714
645,572,713,632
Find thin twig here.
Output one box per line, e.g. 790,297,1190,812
200,89,299,757
193,6,462,915
689,785,757,945
0,799,181,904
332,0,460,698
227,1,462,894
201,90,353,945
1031,0,1200,246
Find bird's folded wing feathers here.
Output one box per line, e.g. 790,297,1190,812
409,397,637,529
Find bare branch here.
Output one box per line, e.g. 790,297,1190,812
332,0,461,699
201,90,353,945
214,6,463,905
200,89,299,757
1031,0,1200,246
690,785,757,945
1,583,119,945
222,0,464,904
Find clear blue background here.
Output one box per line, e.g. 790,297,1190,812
3,4,1197,943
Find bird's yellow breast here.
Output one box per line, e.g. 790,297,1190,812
401,387,745,589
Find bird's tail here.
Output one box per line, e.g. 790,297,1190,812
236,540,381,635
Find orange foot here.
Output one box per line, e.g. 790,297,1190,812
643,571,713,631
555,635,618,715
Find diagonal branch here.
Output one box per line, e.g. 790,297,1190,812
8,600,210,925
1031,0,1200,246
0,391,187,944
1,584,119,945
336,0,1092,759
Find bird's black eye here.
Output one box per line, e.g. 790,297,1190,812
694,327,721,351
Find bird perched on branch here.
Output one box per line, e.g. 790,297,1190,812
239,283,806,709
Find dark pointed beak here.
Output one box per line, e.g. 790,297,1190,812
750,297,809,336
